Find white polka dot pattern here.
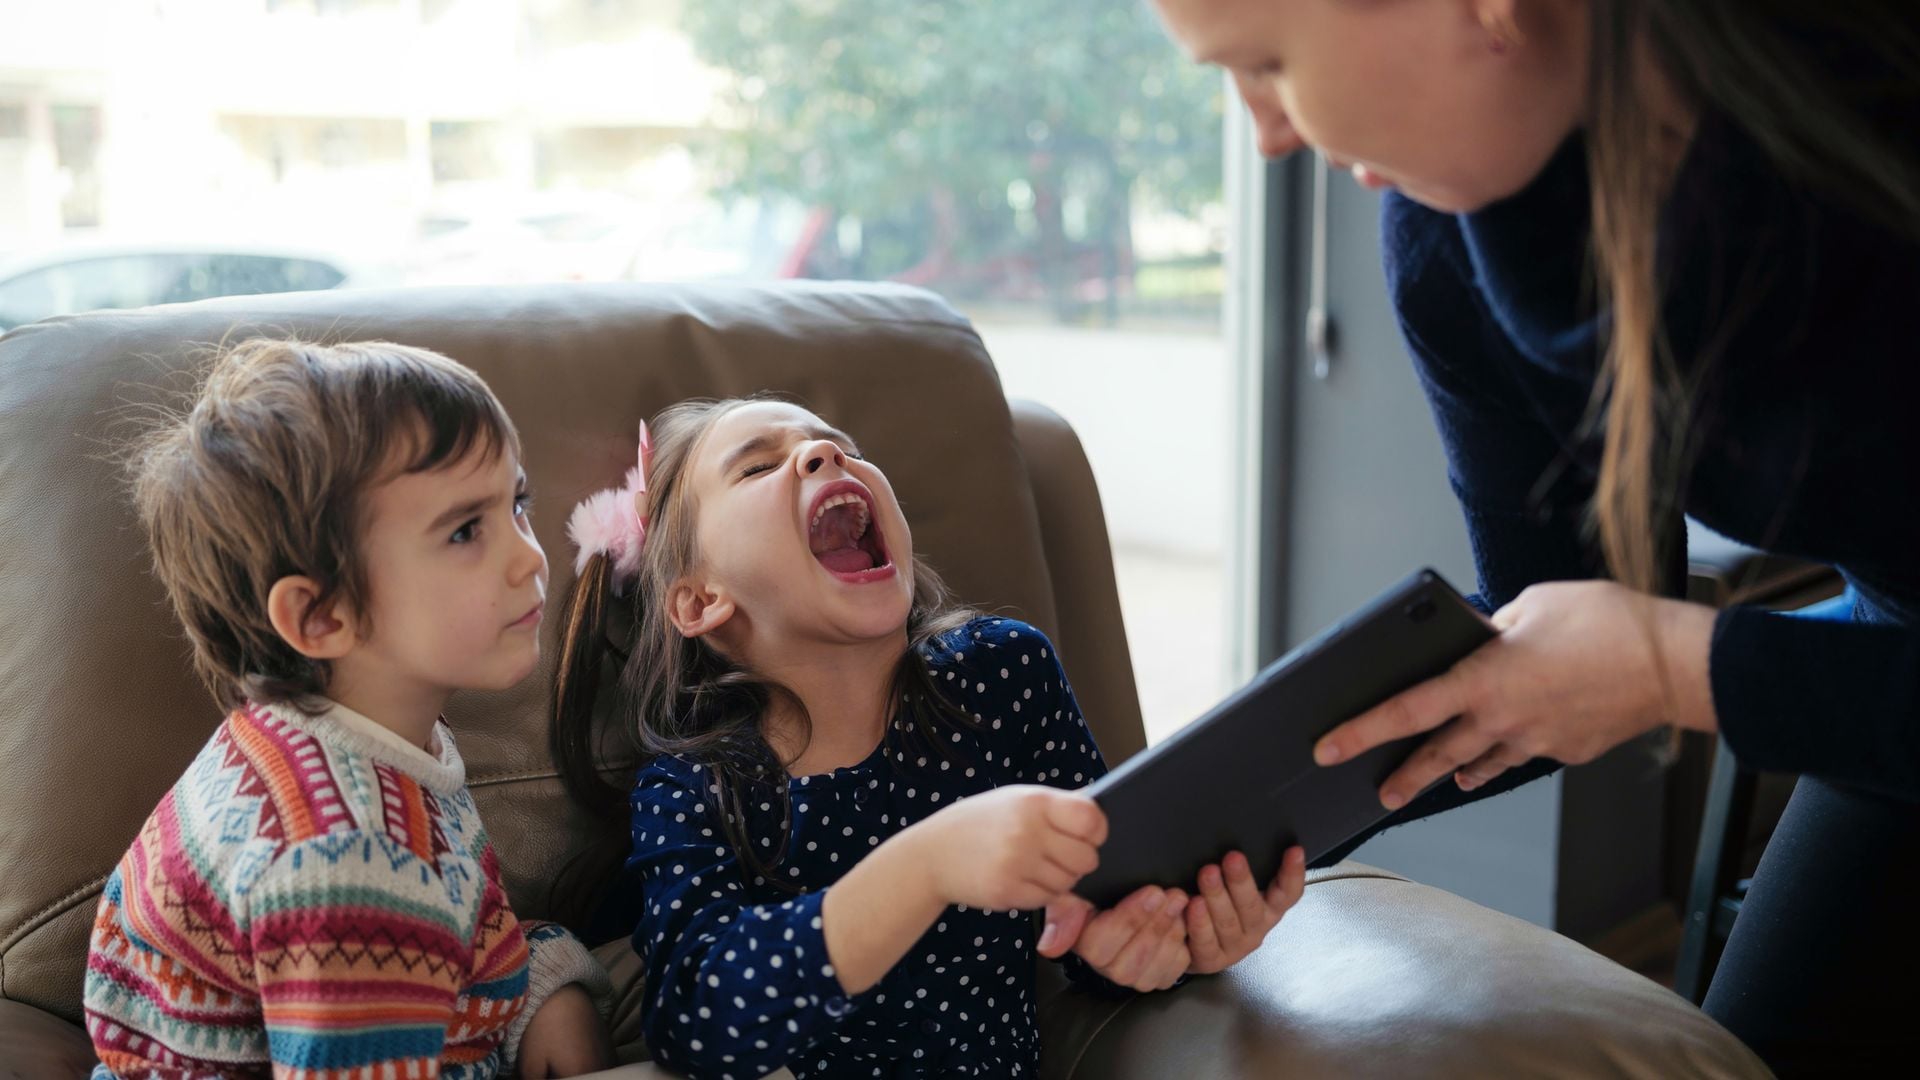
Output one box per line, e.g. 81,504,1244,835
619,618,1115,1078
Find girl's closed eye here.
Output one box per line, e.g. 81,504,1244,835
740,461,778,479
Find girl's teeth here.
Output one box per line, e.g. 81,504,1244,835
811,492,869,534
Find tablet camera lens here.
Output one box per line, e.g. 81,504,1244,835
1405,598,1436,623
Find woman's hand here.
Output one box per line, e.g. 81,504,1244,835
1039,885,1192,992
1183,847,1306,975
1313,581,1719,810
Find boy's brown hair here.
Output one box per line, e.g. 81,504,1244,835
129,339,520,711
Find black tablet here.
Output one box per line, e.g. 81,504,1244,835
1074,568,1494,909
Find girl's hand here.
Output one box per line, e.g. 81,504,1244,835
1040,885,1192,992
1184,847,1306,975
1313,581,1719,810
516,983,613,1078
919,785,1107,912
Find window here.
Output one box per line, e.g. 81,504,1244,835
0,253,348,329
0,0,1245,738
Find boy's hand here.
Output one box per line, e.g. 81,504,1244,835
1183,847,1306,974
1040,885,1190,991
920,785,1106,912
516,983,613,1078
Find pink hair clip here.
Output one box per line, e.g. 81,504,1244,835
567,421,654,592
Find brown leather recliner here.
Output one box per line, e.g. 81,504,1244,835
0,282,1767,1078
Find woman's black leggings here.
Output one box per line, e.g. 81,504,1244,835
1703,775,1920,1075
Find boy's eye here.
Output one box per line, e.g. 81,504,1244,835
450,517,481,544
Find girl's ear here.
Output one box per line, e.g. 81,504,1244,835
266,576,359,660
667,577,736,639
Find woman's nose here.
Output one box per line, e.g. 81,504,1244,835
1255,113,1307,159
794,439,846,476
1234,74,1306,159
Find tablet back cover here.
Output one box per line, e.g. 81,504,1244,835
1076,569,1493,908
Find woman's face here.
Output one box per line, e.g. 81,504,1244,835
1152,0,1589,212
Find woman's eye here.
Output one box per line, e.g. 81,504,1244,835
451,517,480,544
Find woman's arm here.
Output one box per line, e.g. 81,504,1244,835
1363,198,1918,802
1315,581,1716,807
1298,193,1612,859
1382,190,1617,608
1316,579,1920,808
1712,605,1920,800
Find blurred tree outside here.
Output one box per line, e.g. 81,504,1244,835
683,0,1223,323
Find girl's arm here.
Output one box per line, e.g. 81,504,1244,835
823,782,1108,994
961,619,1188,994
627,767,860,1079
817,825,949,994
628,765,1102,1077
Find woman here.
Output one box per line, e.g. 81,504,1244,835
1147,0,1919,1072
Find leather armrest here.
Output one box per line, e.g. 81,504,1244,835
0,998,97,1079
1038,863,1768,1079
1008,397,1146,767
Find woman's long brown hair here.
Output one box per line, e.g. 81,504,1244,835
1586,0,1920,593
548,398,978,918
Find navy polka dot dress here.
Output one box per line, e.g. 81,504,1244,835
619,617,1119,1079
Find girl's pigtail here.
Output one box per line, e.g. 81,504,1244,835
546,550,634,926
550,548,626,825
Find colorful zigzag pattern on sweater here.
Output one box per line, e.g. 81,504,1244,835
84,702,535,1079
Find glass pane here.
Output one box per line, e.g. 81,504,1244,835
0,0,1234,739
0,255,173,326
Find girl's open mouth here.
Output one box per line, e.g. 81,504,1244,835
807,482,894,582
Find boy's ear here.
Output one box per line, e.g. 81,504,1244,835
266,576,358,660
667,578,736,640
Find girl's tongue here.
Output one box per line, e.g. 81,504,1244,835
810,503,875,574
816,546,872,574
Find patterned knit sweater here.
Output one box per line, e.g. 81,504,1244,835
84,700,607,1079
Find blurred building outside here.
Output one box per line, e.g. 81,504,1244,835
0,0,1236,739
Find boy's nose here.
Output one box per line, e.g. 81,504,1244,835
510,525,547,585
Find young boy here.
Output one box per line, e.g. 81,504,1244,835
86,340,612,1078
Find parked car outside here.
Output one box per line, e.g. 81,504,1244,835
0,239,373,332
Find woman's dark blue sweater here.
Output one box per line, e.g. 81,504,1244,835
1367,107,1918,828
